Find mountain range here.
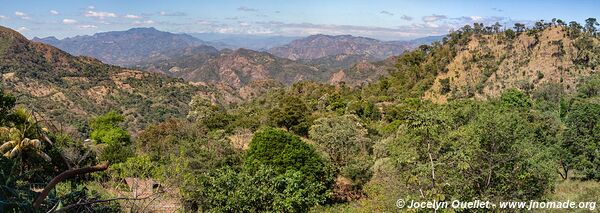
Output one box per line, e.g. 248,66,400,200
137,47,324,88
33,27,207,66
188,33,299,50
268,34,416,60
34,27,442,65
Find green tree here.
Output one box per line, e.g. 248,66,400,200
584,17,599,34
563,100,600,180
188,96,220,122
504,29,516,39
309,115,371,167
309,115,373,189
0,89,16,125
501,89,532,108
270,96,311,136
194,165,329,213
246,128,332,184
374,102,556,204
514,23,526,33
458,107,556,199
89,111,132,164
577,74,600,98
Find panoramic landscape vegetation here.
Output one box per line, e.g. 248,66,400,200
1,0,600,212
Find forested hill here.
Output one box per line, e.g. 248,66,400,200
359,22,600,103
0,26,227,133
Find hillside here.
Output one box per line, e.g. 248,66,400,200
32,27,207,66
138,47,331,88
423,26,600,102
268,34,412,60
0,26,234,133
327,56,398,86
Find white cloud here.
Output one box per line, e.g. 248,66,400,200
0,15,6,19
16,26,29,32
178,14,520,40
85,10,117,19
470,16,483,21
50,10,59,15
15,11,31,20
196,20,212,25
124,14,141,19
88,5,95,9
133,20,155,25
159,11,186,16
422,14,447,23
79,25,98,29
62,19,78,24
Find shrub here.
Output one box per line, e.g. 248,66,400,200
89,111,133,163
194,165,330,212
246,127,332,184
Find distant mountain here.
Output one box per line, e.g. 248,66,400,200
32,27,207,66
0,26,236,133
189,33,299,50
299,54,375,72
327,56,398,86
137,47,329,88
400,35,445,45
268,34,413,60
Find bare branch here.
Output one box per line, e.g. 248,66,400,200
33,161,110,208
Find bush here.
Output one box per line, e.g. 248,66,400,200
439,78,451,94
501,88,532,108
246,127,332,185
270,96,312,136
194,165,330,212
89,111,133,163
563,100,600,180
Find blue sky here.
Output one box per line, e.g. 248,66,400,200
0,0,598,40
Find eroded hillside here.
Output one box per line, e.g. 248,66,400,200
424,26,599,102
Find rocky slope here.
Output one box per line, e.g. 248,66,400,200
424,26,600,102
138,47,329,88
328,56,398,86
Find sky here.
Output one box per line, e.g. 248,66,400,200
0,0,599,40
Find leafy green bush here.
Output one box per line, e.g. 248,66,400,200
194,165,330,212
501,88,532,108
270,96,312,136
246,127,332,184
563,99,600,180
90,111,133,163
